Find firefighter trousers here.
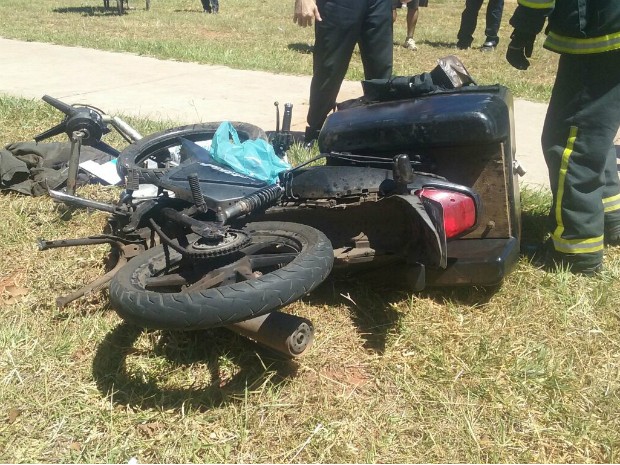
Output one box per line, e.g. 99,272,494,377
542,50,620,265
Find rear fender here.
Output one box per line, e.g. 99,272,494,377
392,194,447,269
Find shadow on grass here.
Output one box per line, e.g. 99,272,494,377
92,322,299,411
305,272,408,354
53,6,124,16
288,43,314,54
307,262,510,352
421,283,501,307
422,40,460,49
173,9,209,13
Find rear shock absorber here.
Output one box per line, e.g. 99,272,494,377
217,185,283,223
188,173,208,212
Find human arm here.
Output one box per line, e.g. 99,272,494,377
293,0,322,27
505,1,553,70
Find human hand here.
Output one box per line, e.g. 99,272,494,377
293,0,321,27
506,30,536,70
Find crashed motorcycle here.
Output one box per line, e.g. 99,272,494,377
36,57,522,356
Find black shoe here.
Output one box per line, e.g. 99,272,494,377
480,41,497,51
531,239,603,276
304,126,320,145
456,40,471,50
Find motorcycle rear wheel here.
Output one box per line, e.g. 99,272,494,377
117,121,267,185
109,221,333,330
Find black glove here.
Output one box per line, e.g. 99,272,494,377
506,30,536,70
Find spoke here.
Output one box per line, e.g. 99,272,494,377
181,257,252,292
146,273,188,288
249,253,298,268
240,238,292,255
182,269,227,292
234,259,255,280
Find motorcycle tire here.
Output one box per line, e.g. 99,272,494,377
109,221,334,330
117,122,267,185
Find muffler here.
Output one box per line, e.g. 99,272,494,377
226,311,314,358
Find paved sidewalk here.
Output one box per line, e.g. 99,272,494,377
1,38,618,189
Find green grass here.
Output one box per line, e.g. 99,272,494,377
2,95,620,463
0,0,558,102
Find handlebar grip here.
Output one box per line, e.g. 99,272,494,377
282,103,293,133
42,95,78,117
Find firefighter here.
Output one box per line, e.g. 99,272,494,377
506,0,620,274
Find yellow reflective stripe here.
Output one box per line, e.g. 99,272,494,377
603,193,620,213
552,235,605,254
518,0,554,8
553,126,578,239
545,31,620,54
551,126,605,254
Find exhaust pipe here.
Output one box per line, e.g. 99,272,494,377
227,312,314,358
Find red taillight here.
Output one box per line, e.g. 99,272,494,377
418,188,477,238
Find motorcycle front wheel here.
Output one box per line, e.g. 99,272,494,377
109,222,333,330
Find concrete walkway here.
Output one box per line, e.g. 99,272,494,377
1,37,618,189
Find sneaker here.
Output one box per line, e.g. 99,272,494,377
531,239,603,276
403,38,417,50
480,41,497,51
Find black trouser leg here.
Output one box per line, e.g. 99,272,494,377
603,142,620,231
542,51,620,262
307,0,375,131
358,0,393,80
457,0,483,46
484,0,503,44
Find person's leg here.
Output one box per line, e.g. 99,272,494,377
601,52,620,243
306,0,365,138
603,143,620,244
358,0,393,79
457,0,483,49
200,0,211,12
483,0,503,46
402,0,419,49
406,6,419,39
392,0,399,23
541,51,620,270
211,0,219,13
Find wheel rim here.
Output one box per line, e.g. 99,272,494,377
139,231,304,293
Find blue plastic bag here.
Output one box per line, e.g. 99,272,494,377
210,122,291,185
